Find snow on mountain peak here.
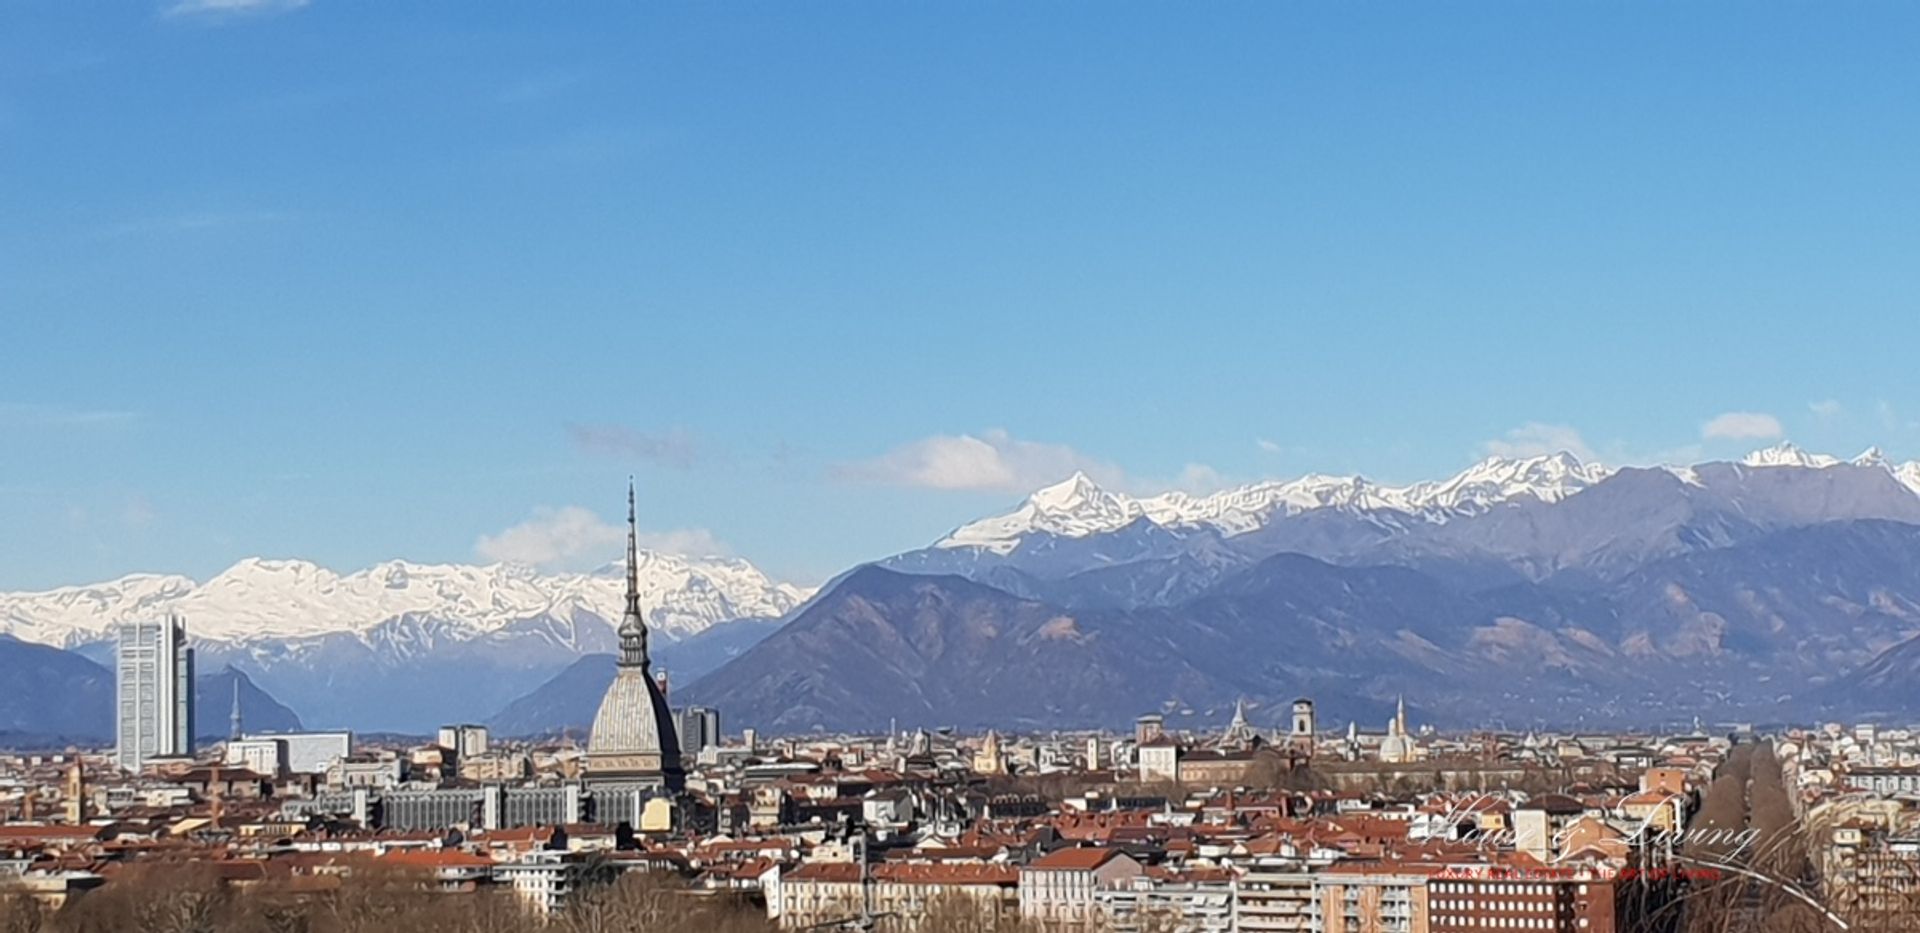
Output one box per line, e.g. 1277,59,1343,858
1732,442,1920,495
0,552,807,650
941,472,1145,553
937,443,1920,552
1741,441,1841,469
1418,452,1608,512
938,451,1613,551
1029,471,1117,512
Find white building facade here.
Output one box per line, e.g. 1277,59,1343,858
115,615,194,772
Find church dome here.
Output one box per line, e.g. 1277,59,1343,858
584,482,685,791
589,667,680,764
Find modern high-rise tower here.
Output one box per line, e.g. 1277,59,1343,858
676,706,721,753
115,614,195,772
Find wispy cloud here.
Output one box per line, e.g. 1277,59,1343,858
123,495,158,530
1479,422,1597,462
0,402,137,428
1172,463,1229,495
60,493,161,537
1255,438,1283,454
499,71,587,105
506,126,661,169
164,0,308,19
1701,411,1784,441
475,505,729,570
99,209,291,239
832,429,1125,492
566,424,700,469
1875,400,1920,433
1809,399,1845,420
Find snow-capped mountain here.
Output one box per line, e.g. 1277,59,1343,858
1740,441,1843,469
937,445,1920,554
939,452,1613,553
0,553,809,650
720,444,1920,731
1740,442,1920,495
1736,439,1920,490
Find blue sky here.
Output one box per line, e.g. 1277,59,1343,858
4,1,1920,590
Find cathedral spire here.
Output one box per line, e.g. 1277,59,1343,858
617,479,651,670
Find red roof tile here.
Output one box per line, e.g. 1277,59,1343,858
1028,848,1123,871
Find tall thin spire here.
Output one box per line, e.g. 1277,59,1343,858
617,478,651,670
229,675,243,741
626,478,642,616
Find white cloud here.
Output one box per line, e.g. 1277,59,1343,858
1809,399,1845,420
165,0,307,17
1701,411,1784,441
633,527,731,557
833,429,1123,492
1255,438,1283,454
1173,463,1229,495
1479,423,1598,462
475,506,728,569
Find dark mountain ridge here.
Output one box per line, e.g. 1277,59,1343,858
0,637,302,747
682,517,1920,731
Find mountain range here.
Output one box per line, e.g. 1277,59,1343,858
11,442,1920,737
0,553,806,732
686,444,1920,731
0,636,301,746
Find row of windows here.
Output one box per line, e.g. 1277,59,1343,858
1436,918,1583,929
1435,900,1565,914
1433,882,1585,896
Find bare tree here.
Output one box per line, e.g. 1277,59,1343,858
0,884,48,933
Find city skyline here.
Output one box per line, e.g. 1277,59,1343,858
8,4,1920,590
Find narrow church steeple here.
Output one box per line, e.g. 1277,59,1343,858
617,479,652,670
229,675,244,741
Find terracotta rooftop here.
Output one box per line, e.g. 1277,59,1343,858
380,849,496,870
1027,847,1126,871
0,825,106,843
783,861,1017,885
